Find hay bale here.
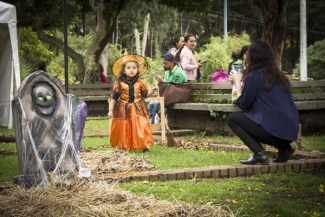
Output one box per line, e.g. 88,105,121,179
0,179,243,217
78,150,155,174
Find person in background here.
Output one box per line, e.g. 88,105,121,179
175,34,206,82
239,45,249,63
38,61,60,78
99,63,108,83
169,35,184,56
227,50,240,75
38,62,47,71
108,51,157,152
228,45,249,75
227,39,299,165
148,53,187,124
156,53,187,83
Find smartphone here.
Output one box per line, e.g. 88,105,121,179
232,64,244,73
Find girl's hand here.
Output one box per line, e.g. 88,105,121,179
155,75,164,82
107,111,113,119
151,86,158,92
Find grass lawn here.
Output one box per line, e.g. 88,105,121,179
120,172,325,217
0,120,324,217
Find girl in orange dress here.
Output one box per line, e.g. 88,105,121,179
108,52,157,151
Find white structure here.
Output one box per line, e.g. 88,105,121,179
300,0,307,81
0,1,20,128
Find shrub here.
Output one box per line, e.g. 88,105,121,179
293,38,325,80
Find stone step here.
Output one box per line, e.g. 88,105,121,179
2,144,324,190
2,158,324,190
90,158,325,182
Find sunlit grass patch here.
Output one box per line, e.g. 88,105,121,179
120,172,325,217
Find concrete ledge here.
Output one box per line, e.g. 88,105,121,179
168,103,241,112
168,100,325,111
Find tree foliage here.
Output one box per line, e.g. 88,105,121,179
19,28,54,71
4,0,325,84
196,33,251,80
293,39,325,80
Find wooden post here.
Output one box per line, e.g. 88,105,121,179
107,99,112,138
48,172,56,188
296,124,302,150
159,97,166,143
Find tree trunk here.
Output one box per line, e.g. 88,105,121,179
142,13,150,56
262,0,289,68
100,44,109,77
35,28,85,82
134,28,141,55
83,0,130,84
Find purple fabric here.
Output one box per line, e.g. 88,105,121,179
211,70,229,83
74,100,87,151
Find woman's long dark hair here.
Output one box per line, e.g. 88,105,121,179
169,35,182,49
174,34,195,63
243,39,291,92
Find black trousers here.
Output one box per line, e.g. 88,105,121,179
227,113,292,153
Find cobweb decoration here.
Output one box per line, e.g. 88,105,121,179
12,71,88,188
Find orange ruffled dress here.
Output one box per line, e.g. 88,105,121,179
110,79,154,151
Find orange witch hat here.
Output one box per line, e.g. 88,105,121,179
111,49,149,77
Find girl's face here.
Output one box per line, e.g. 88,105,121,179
124,61,138,79
176,37,185,49
185,36,196,50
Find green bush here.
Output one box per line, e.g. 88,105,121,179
293,38,325,80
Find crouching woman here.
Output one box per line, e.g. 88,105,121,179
227,40,299,165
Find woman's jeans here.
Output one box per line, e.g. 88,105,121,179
227,113,292,153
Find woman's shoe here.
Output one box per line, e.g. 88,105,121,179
273,146,295,162
240,151,269,165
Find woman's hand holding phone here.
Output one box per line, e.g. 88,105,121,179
198,60,207,68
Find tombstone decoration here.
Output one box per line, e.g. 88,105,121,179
12,70,88,188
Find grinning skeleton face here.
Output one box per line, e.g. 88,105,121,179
31,81,57,118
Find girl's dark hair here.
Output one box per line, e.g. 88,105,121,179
175,34,195,62
243,39,291,92
116,61,140,92
239,45,249,59
169,35,182,49
231,50,241,61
